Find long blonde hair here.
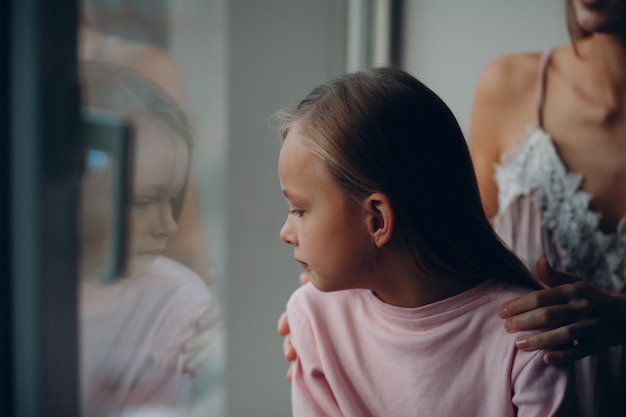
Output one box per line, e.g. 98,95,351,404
280,67,540,289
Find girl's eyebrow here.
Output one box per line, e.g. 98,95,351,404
134,184,181,196
282,189,303,201
135,185,165,194
282,189,307,206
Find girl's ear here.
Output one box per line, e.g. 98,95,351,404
364,192,394,248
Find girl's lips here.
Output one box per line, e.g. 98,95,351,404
137,249,164,257
297,260,310,270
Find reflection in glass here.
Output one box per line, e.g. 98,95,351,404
79,146,116,282
79,61,216,417
80,113,133,282
77,2,227,416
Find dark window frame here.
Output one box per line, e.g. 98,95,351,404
4,0,81,415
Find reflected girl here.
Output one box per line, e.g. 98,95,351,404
79,61,212,417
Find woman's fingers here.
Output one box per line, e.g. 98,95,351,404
299,272,311,285
513,318,597,350
283,334,297,362
504,297,591,332
278,311,297,360
498,258,583,318
497,258,626,365
197,300,224,331
535,257,580,288
183,302,224,377
184,339,216,377
277,311,290,337
499,285,574,319
542,339,599,365
278,274,308,362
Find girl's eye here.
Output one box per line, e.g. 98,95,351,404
131,199,153,210
289,208,304,218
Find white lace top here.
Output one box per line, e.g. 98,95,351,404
493,125,626,294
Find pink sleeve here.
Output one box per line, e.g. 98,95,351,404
512,349,580,417
288,291,342,417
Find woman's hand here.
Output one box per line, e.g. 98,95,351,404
183,301,223,377
277,272,311,381
499,258,626,365
183,268,224,377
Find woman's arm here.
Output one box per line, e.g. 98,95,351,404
469,53,539,220
182,293,223,376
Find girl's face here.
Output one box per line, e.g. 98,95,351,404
126,115,189,277
573,0,626,34
278,126,374,292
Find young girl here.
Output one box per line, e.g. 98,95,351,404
277,67,579,416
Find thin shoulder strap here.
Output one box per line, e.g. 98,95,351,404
535,49,553,128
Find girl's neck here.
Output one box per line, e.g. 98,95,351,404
368,251,483,308
373,275,483,309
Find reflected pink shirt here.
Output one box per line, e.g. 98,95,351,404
80,256,211,417
287,280,579,417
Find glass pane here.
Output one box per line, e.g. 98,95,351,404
77,1,226,416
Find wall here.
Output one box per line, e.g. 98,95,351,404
401,0,568,137
225,1,346,416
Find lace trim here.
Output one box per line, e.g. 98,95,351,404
496,126,626,293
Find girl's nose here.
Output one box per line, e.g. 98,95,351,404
280,217,296,246
153,202,178,238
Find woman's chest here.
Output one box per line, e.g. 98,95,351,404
549,126,626,233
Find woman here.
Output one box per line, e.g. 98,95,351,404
470,1,626,416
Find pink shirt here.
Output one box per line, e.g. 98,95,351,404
287,280,579,417
80,256,211,417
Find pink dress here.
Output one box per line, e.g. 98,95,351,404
80,256,212,417
288,280,579,417
492,50,626,417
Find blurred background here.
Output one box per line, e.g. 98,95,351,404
3,1,567,416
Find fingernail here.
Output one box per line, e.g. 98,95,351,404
500,307,509,318
516,338,530,349
504,319,512,332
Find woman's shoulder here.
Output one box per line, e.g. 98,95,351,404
475,52,543,107
470,51,548,164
